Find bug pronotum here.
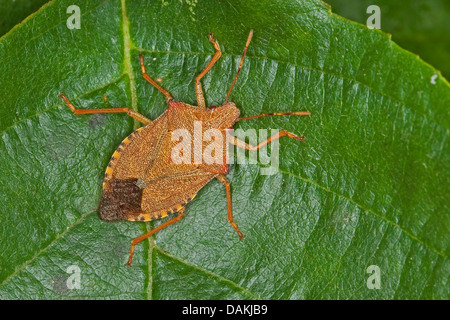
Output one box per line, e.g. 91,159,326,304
60,30,310,266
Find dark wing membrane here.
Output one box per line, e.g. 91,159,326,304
98,178,142,221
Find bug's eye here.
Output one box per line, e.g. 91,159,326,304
209,106,217,111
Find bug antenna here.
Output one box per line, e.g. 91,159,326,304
224,29,253,104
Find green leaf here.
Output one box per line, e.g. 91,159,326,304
0,0,448,299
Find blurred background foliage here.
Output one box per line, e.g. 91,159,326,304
0,0,49,37
326,0,450,80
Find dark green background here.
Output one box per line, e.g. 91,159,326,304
326,0,450,80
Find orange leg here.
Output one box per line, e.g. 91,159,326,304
195,33,222,108
216,174,244,239
139,54,173,102
59,93,152,125
127,208,186,266
224,30,253,103
230,130,306,151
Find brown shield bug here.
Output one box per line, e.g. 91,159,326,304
59,30,310,266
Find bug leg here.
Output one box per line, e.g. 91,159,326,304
216,174,244,239
59,93,152,125
139,54,173,102
224,30,253,103
230,130,306,151
126,208,186,266
195,33,222,109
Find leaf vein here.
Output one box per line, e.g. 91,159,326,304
154,246,261,300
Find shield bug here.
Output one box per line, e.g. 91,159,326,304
59,30,310,266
